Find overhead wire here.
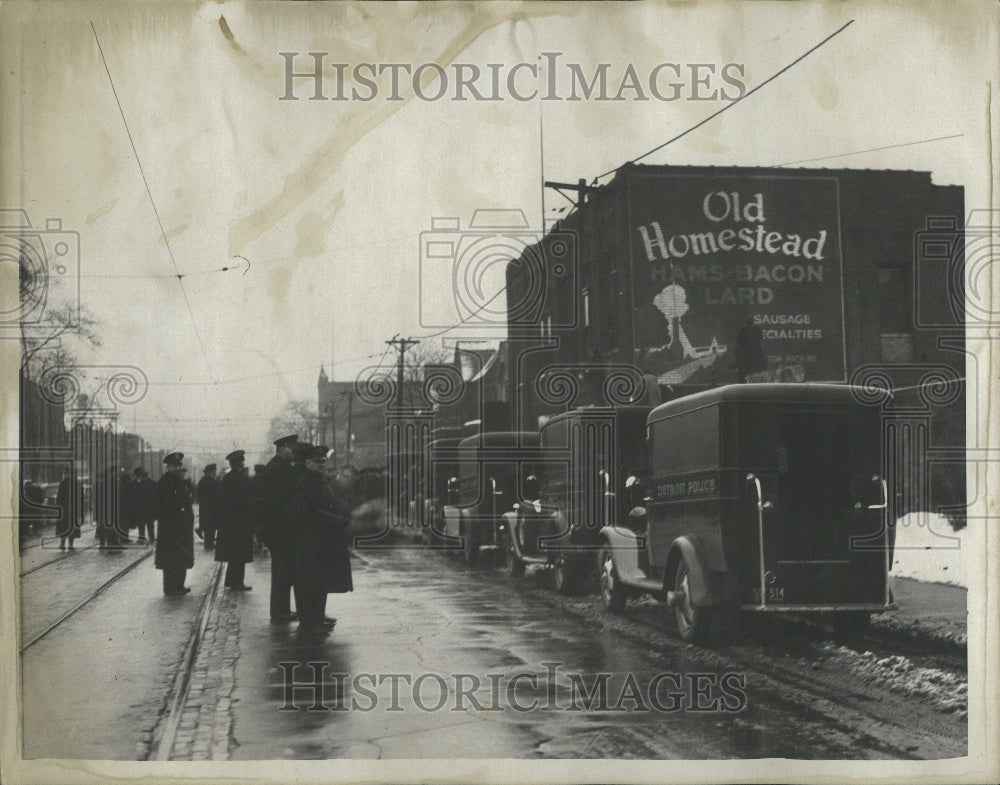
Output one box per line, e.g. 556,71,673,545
593,20,856,182
90,23,221,398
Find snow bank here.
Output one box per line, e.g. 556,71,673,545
891,513,968,588
817,643,967,717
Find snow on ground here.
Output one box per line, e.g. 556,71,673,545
816,642,967,718
891,513,968,588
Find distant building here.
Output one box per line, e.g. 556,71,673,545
317,365,427,469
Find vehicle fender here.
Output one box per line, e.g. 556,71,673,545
441,505,462,539
540,509,570,550
664,536,717,607
499,510,518,550
598,525,636,552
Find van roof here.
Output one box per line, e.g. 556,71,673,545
458,431,539,449
648,383,884,425
428,437,465,449
541,405,654,430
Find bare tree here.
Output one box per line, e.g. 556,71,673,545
268,399,320,446
20,301,102,384
401,340,452,408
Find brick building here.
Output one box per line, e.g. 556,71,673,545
503,163,965,517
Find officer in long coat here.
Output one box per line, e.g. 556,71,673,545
196,464,220,549
216,450,253,590
132,467,157,543
262,434,301,621
56,466,84,549
94,468,117,549
155,452,195,595
292,445,352,634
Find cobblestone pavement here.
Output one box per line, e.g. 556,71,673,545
168,579,239,761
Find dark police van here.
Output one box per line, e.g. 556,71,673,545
441,431,542,564
597,384,895,642
501,406,651,593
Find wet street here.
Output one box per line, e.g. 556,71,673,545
18,532,967,760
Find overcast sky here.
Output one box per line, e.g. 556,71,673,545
2,0,993,467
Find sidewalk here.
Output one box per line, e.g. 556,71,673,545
873,576,968,649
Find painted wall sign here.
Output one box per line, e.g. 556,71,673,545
629,174,846,385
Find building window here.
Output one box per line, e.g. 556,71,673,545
877,267,913,361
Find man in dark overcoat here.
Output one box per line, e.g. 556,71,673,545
120,470,138,542
195,463,220,551
56,466,84,549
132,467,157,544
155,452,195,595
262,434,301,621
196,464,220,549
249,464,268,552
292,445,352,634
94,468,116,549
216,450,253,590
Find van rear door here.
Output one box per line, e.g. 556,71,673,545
742,402,888,607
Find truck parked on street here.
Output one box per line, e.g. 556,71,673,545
597,383,896,643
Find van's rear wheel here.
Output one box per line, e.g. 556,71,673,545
672,558,709,643
598,549,627,612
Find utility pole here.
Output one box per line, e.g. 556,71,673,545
386,336,419,410
325,401,336,456
544,178,603,208
339,389,354,465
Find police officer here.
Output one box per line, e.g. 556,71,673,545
155,452,195,595
217,450,253,590
262,435,302,621
249,464,268,552
56,466,84,550
196,464,221,549
133,467,157,544
292,445,352,634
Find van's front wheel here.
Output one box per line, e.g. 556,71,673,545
553,557,576,595
672,558,709,643
598,549,627,613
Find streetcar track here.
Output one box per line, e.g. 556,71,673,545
20,549,155,652
152,562,224,761
20,543,158,577
20,548,83,576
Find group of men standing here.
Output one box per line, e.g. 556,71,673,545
261,435,353,634
152,436,353,635
91,466,158,549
